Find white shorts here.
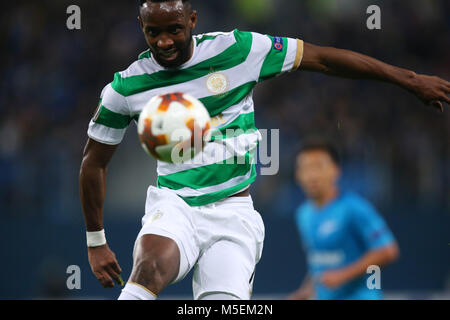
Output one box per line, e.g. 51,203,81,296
134,186,265,300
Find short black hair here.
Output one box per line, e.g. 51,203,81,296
139,0,190,6
297,137,341,166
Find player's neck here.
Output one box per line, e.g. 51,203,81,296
313,187,339,208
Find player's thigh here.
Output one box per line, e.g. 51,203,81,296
133,186,199,284
133,230,193,284
193,240,257,300
131,234,181,285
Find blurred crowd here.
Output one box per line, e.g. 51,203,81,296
1,0,449,220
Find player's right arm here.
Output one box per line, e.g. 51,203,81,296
79,81,131,288
79,138,123,288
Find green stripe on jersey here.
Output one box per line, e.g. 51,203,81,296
259,36,288,82
94,105,131,129
157,151,254,190
199,81,256,117
127,82,256,126
176,164,257,206
138,49,151,60
196,35,218,46
210,112,257,141
111,30,253,97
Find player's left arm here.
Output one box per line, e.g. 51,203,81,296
299,42,450,112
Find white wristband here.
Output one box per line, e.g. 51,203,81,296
86,229,107,247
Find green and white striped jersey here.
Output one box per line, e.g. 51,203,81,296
88,29,304,206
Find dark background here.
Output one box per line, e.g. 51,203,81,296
0,0,449,299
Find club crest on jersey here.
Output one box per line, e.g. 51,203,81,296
206,72,228,94
273,37,283,51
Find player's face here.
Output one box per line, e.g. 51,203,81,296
296,150,340,200
139,1,197,69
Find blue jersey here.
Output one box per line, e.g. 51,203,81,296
295,191,395,300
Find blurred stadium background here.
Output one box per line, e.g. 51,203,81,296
0,0,449,299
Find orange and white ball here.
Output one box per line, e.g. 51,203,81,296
137,92,211,163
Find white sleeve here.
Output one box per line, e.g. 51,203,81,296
87,84,131,145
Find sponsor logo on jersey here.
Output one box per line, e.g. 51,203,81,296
308,251,345,266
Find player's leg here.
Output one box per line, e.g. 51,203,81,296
119,186,198,300
119,232,193,300
119,234,181,299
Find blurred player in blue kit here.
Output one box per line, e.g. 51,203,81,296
288,139,399,300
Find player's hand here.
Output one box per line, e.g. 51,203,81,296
88,244,123,288
410,73,450,112
320,269,349,289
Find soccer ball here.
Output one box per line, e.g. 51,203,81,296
137,92,211,163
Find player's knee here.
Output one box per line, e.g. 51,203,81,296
135,253,164,277
131,236,180,292
132,252,171,291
